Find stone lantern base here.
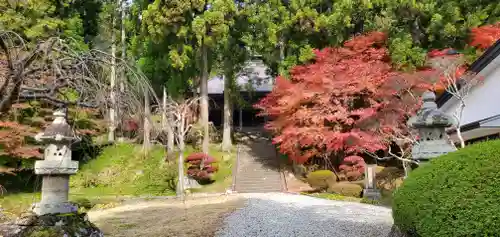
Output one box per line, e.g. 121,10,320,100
363,188,382,200
0,212,103,237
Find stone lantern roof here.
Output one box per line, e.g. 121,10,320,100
408,91,455,129
35,110,78,144
409,91,457,161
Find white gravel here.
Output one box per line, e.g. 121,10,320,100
216,193,393,237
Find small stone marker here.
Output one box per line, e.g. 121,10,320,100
407,91,457,162
363,164,381,200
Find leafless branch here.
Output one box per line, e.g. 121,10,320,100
0,32,159,122
428,55,480,148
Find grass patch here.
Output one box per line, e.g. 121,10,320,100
302,192,387,206
70,143,177,197
1,143,236,220
0,192,40,221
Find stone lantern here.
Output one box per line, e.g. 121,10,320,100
33,110,79,215
0,110,103,237
407,91,457,162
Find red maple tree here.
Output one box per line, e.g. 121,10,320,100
470,23,500,49
255,32,432,165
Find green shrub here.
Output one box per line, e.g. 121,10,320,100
306,170,337,191
73,118,96,130
393,140,500,237
327,182,363,197
71,198,94,211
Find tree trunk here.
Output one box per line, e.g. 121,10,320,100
177,121,186,201
239,108,243,131
143,88,151,152
162,87,175,151
278,37,285,78
108,5,117,143
455,103,466,148
221,72,233,151
117,0,127,142
456,128,465,148
200,43,210,154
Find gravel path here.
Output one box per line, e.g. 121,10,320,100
216,193,393,237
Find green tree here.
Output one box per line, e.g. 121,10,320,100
242,0,500,73
365,0,500,69
0,0,102,49
242,0,375,76
212,1,250,151
137,0,239,154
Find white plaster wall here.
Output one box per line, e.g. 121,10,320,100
440,55,500,126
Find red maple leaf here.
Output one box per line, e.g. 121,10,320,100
255,32,430,164
470,23,500,50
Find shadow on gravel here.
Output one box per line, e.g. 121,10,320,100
89,197,245,237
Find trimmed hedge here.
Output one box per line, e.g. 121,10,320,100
393,140,500,237
306,170,337,191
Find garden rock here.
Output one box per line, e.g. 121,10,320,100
184,175,202,189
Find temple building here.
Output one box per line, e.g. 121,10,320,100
207,57,273,128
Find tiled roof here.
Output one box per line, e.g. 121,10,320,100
208,59,273,94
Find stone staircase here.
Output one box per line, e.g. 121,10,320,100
232,128,285,193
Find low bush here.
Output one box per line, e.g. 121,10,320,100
185,152,218,183
338,155,366,181
327,182,363,197
392,140,500,237
305,170,337,191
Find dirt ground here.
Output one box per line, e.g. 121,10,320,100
88,195,245,237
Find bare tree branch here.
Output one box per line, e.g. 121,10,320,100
0,33,159,121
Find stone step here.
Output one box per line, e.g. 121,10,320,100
236,181,281,186
236,166,281,171
237,161,281,167
235,182,281,187
233,136,285,193
236,175,281,180
236,171,281,175
235,175,281,180
236,172,281,179
235,187,282,193
235,187,282,192
235,183,282,189
237,167,279,173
